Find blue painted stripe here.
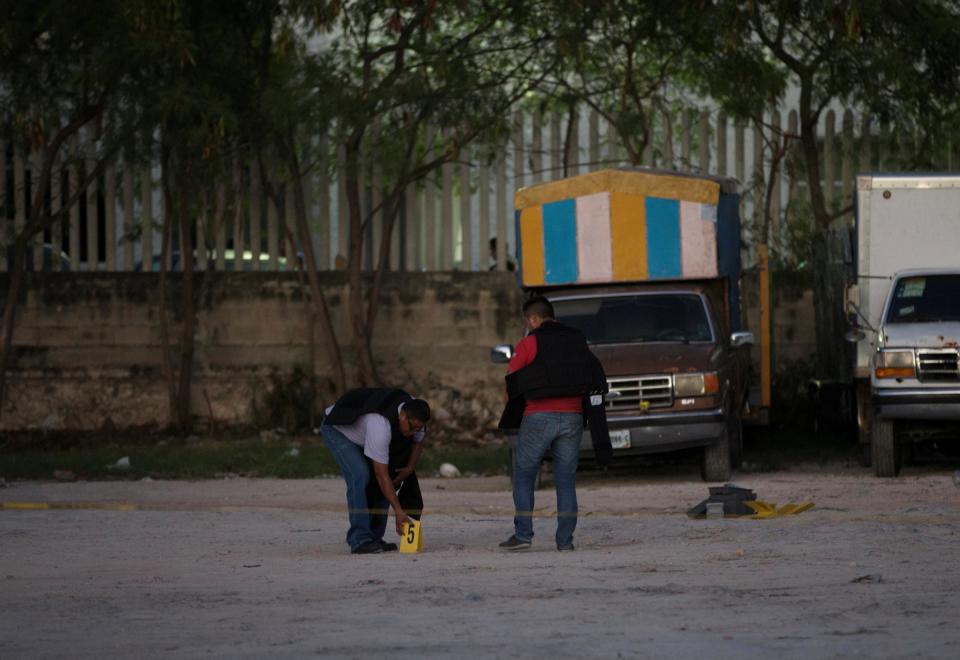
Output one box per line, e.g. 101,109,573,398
542,199,578,284
645,197,681,278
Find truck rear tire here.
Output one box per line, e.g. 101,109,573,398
701,423,732,482
872,418,901,477
729,416,744,470
856,380,873,467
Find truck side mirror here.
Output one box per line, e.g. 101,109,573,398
730,331,755,348
490,344,514,363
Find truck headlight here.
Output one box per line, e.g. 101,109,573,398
673,372,720,397
875,349,915,379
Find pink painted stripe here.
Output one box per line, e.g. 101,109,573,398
576,192,613,283
679,201,718,278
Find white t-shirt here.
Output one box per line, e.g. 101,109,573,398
324,403,425,465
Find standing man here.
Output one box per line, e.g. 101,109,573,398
498,295,609,552
320,388,431,555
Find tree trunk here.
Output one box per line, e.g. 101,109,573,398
158,153,178,427
175,185,196,433
344,144,380,386
283,138,347,394
812,231,852,382
0,240,28,419
799,79,849,382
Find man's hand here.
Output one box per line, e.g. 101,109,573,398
394,507,410,535
392,466,413,488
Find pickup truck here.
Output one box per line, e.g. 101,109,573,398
847,174,960,477
847,175,960,476
493,168,756,481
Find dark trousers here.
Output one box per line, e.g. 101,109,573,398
364,437,424,538
365,466,423,538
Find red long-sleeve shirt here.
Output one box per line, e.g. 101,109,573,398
507,333,583,415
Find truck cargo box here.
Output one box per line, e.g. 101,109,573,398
853,174,960,376
514,168,742,328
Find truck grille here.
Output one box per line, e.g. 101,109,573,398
916,349,960,381
606,376,673,411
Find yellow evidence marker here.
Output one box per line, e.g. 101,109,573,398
400,520,423,553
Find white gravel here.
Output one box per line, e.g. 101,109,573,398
1,466,959,659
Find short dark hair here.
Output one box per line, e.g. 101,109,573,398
403,398,431,423
522,295,554,319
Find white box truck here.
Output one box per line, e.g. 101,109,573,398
847,174,960,476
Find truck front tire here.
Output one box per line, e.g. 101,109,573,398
872,417,901,477
701,422,732,482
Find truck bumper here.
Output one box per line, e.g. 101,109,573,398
874,388,960,421
579,408,725,456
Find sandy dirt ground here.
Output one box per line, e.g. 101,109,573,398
2,464,959,659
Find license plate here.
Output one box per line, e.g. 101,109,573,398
610,429,631,449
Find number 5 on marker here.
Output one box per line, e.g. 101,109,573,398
400,520,422,553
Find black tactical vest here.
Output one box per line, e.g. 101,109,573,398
498,321,613,466
323,388,416,465
506,321,606,400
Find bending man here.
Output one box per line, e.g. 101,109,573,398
321,388,430,555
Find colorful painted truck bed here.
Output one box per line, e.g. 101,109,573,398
514,169,741,288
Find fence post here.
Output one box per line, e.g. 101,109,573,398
841,110,855,216
122,162,135,271
496,151,507,272
14,145,25,268
50,152,65,271
424,127,437,270
479,150,490,272
511,111,524,265
859,115,873,176
716,112,727,176
250,159,262,271
568,108,581,175
371,147,385,271
71,141,83,271
531,108,543,184
440,130,454,270
85,131,98,271
550,111,562,179
770,109,782,249
317,136,330,270
197,201,208,271
459,147,471,270
698,109,710,172
752,118,764,256
214,180,226,271
823,109,836,215
404,181,417,271
680,108,692,169
589,110,599,171
104,159,117,271
232,160,244,272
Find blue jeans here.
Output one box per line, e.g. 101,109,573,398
321,425,386,550
512,412,583,547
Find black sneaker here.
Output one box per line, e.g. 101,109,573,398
380,541,399,552
557,543,575,552
499,535,532,551
351,540,384,555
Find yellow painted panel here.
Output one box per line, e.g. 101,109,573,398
519,206,545,286
515,169,720,209
610,192,647,281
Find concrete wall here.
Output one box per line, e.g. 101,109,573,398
0,272,525,435
1,271,816,434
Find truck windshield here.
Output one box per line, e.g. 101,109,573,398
552,294,712,344
886,275,960,324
